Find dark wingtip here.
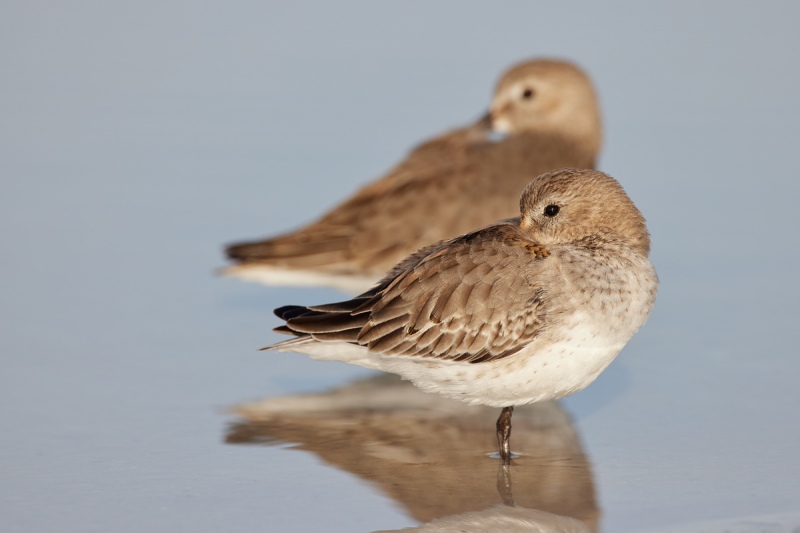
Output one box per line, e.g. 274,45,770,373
225,240,261,260
274,305,312,320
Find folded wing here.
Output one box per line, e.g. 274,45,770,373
272,221,553,364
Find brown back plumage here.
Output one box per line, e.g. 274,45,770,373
274,221,551,363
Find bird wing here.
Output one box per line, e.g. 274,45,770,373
225,120,493,274
276,221,554,364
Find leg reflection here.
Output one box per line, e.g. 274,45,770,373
496,406,514,465
496,463,515,507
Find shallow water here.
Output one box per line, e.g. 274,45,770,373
3,2,800,531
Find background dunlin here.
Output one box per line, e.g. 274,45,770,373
224,59,601,292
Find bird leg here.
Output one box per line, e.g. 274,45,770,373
496,406,514,465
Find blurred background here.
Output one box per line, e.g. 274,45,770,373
2,1,799,531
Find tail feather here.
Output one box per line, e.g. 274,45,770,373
272,325,296,336
261,336,315,352
262,331,380,370
306,329,363,342
226,227,352,265
287,312,365,334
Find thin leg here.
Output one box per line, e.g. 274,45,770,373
496,406,514,465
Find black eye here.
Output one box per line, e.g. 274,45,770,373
543,205,560,217
522,88,534,99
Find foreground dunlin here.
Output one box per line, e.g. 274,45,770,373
224,59,602,292
266,169,658,464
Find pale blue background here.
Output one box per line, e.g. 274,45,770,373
2,1,799,531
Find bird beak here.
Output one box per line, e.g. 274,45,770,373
476,110,493,130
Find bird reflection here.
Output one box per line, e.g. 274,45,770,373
226,374,599,531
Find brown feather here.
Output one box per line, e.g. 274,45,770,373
271,220,551,364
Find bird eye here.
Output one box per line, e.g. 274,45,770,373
543,204,560,217
522,88,534,99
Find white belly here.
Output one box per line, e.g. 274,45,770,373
379,316,625,407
